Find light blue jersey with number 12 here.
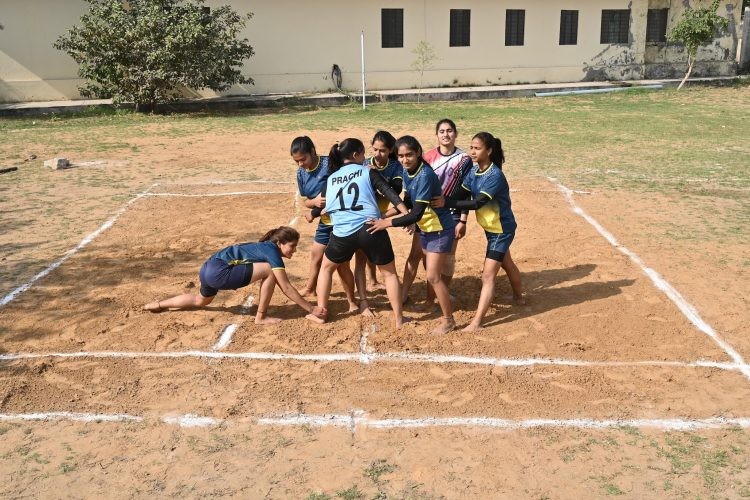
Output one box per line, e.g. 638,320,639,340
324,163,380,237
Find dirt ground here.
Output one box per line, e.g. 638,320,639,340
1,127,750,498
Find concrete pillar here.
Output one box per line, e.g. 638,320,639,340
741,7,750,69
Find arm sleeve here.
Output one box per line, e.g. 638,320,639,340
391,202,427,227
389,177,403,196
445,191,492,210
369,170,403,209
309,181,329,218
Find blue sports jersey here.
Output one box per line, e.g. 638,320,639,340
461,163,517,234
324,163,381,237
296,155,332,225
402,163,456,233
364,156,403,214
211,240,285,270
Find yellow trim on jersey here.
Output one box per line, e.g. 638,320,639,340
416,202,445,233
271,266,285,270
321,213,332,225
479,190,494,199
377,196,391,215
406,163,425,178
368,156,389,170
304,155,321,173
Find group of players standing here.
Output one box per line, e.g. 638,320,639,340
144,119,523,334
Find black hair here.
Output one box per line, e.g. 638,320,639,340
328,138,366,173
394,135,427,168
472,132,505,167
290,136,316,156
435,118,458,135
259,226,300,244
371,130,397,161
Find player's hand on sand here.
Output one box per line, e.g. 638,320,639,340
311,305,327,319
430,195,445,208
359,300,375,318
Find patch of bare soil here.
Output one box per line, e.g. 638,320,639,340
1,129,749,498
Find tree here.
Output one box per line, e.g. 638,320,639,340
668,0,729,90
55,0,255,111
410,40,437,103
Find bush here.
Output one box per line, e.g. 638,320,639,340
55,0,255,111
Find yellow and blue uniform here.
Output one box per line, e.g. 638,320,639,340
461,163,516,234
363,157,403,214
403,163,456,233
296,155,334,244
456,163,517,261
199,241,284,297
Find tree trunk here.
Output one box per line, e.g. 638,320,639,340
677,55,694,91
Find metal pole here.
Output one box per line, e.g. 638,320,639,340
361,31,366,110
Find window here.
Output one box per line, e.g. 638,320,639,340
505,10,525,46
646,8,669,43
381,9,404,48
600,9,630,44
559,10,579,45
450,9,471,47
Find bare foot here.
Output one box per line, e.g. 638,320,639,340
394,315,412,329
430,317,456,335
413,300,438,312
254,316,282,325
305,313,326,324
461,322,483,332
360,306,375,319
143,301,164,313
513,295,527,306
347,301,360,314
367,282,386,292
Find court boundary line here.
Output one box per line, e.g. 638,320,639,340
2,411,749,431
144,190,295,197
550,178,750,381
0,183,158,309
0,349,742,373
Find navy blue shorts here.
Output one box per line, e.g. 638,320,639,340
485,232,515,262
314,223,334,245
199,258,253,297
419,229,455,254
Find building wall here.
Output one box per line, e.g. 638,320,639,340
0,0,741,103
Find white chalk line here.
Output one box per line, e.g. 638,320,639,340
359,324,376,364
145,190,295,197
153,180,293,186
1,411,749,431
0,350,743,373
287,190,300,227
212,295,255,351
0,183,158,309
550,178,750,382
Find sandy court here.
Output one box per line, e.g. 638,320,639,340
1,177,747,427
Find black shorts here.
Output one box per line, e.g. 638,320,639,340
325,226,395,266
198,258,253,297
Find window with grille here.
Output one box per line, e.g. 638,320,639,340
600,9,630,44
450,9,471,47
646,8,669,43
559,10,579,45
505,9,525,46
382,9,404,48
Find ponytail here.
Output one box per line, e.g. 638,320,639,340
473,132,505,168
259,226,300,244
328,138,365,174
